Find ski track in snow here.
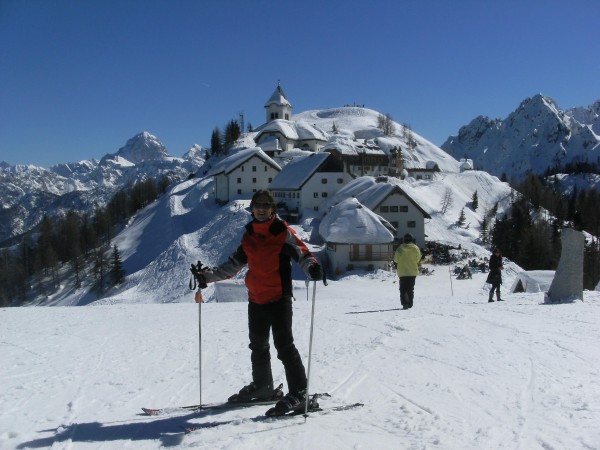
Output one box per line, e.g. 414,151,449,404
2,272,600,449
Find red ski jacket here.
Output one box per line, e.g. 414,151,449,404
205,216,318,304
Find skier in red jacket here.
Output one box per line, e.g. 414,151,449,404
193,190,323,415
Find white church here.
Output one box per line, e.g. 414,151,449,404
253,83,329,155
206,83,434,275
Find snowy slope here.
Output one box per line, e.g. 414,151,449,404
295,107,461,173
2,271,599,449
34,167,514,308
4,140,599,448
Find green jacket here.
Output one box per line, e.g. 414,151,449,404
394,243,422,277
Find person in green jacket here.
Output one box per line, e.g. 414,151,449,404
394,233,422,310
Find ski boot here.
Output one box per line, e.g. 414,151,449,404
265,390,318,416
228,382,282,403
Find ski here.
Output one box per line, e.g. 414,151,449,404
141,384,284,416
181,402,364,433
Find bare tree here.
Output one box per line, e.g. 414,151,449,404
377,113,396,136
404,123,417,150
440,188,454,215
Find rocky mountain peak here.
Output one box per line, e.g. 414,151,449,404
442,94,600,180
111,131,169,164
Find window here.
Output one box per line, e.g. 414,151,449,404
390,206,399,212
380,206,389,213
321,178,328,184
264,166,267,171
252,178,256,183
400,206,408,212
322,192,328,197
237,189,242,194
391,221,399,228
268,177,272,183
407,221,416,228
237,178,241,184
241,166,245,172
314,192,319,198
252,166,257,172
337,178,343,184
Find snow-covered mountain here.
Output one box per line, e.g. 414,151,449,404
3,105,599,450
441,94,600,182
0,132,207,245
4,106,519,306
26,166,513,307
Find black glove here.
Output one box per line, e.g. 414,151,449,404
308,263,323,281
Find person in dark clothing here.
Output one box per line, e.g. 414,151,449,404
192,190,322,415
486,247,503,302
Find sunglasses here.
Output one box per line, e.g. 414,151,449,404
252,202,273,209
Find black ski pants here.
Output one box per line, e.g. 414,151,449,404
399,276,416,308
248,297,307,395
489,282,501,300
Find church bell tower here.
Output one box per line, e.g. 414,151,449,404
264,82,292,123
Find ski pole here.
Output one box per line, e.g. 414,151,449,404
304,279,317,418
303,271,327,418
196,286,203,408
305,278,310,301
190,261,206,409
449,266,454,296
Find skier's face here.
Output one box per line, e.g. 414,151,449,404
252,197,274,222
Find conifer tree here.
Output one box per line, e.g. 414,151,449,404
92,247,109,295
471,190,479,211
457,208,466,227
210,127,223,156
224,120,241,149
479,211,489,243
110,245,126,286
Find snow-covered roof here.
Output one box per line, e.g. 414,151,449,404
264,84,291,108
207,148,281,176
269,153,331,190
256,136,280,152
321,176,431,219
459,158,474,171
425,161,440,170
256,120,299,140
254,120,328,143
322,135,385,156
319,197,395,244
509,270,555,293
294,121,329,141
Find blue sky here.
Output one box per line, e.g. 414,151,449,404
1,0,598,167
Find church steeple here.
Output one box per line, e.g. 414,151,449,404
264,82,292,123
